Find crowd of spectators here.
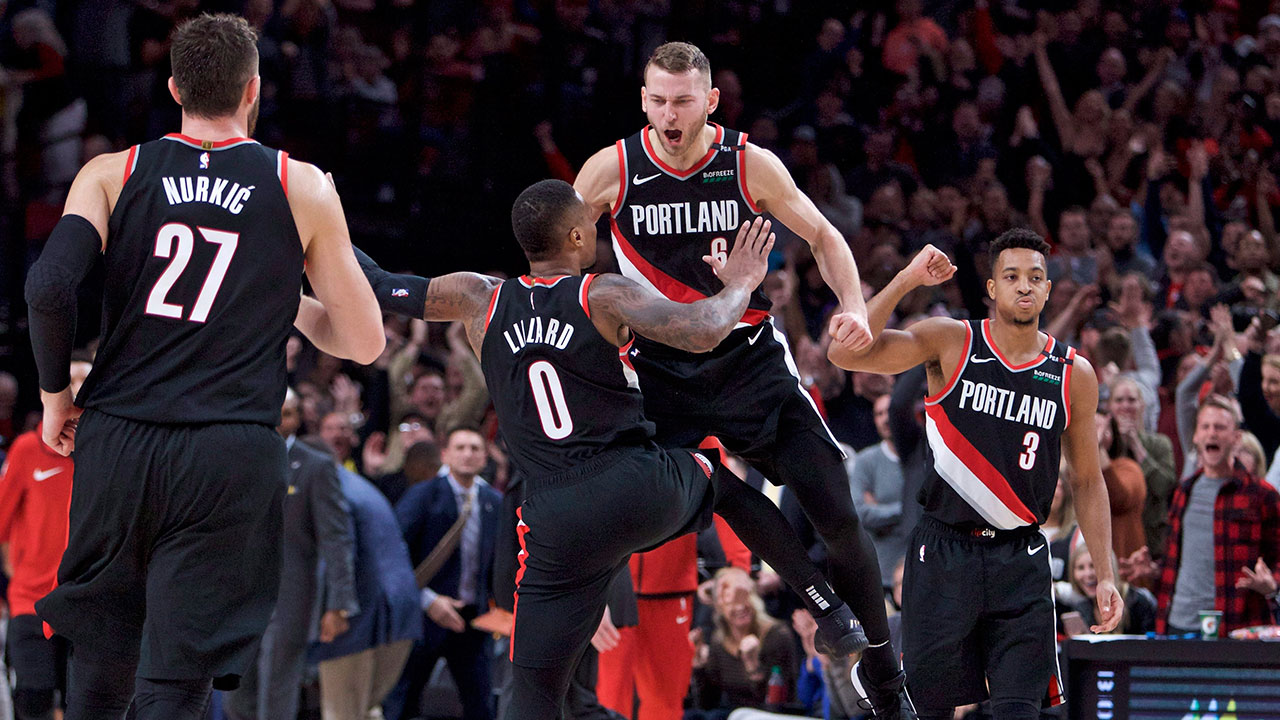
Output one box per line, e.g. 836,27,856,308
3,0,1280,718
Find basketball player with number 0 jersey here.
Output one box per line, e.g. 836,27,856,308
572,41,909,715
351,179,869,719
25,14,383,720
828,231,1123,720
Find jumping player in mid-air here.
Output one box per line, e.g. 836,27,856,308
25,13,383,720
829,232,1122,720
571,41,907,714
352,178,868,719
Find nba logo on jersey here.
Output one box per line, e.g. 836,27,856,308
199,152,210,170
392,288,409,297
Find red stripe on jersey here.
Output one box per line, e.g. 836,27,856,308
736,133,761,213
926,322,972,403
483,285,502,332
983,319,1053,370
1047,672,1064,706
579,273,595,318
641,124,724,179
278,151,289,197
924,403,1039,525
619,337,636,370
518,275,570,288
510,506,530,662
163,133,255,148
611,140,627,215
609,219,706,303
1062,346,1076,428
123,145,138,185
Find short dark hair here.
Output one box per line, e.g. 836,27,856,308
170,14,258,119
444,425,486,446
989,227,1051,272
645,41,712,84
511,179,579,261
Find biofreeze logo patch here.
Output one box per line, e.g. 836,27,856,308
1032,369,1062,385
702,169,735,183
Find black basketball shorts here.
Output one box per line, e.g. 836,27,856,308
900,516,1063,713
630,319,841,462
35,409,287,688
508,444,718,669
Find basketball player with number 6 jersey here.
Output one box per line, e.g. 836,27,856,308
351,179,868,720
25,14,383,720
828,231,1123,720
571,41,911,715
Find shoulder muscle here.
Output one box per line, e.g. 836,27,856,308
574,144,622,219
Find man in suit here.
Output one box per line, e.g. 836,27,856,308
385,426,501,720
310,466,423,720
225,389,359,720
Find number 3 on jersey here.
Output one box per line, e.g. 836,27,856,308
529,360,574,440
145,222,239,323
1019,431,1040,470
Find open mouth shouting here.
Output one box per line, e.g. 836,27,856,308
663,128,684,147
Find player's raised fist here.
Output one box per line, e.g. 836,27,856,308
40,388,81,457
706,216,775,290
828,311,873,352
905,244,957,287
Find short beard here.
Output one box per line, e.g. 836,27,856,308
1011,313,1038,327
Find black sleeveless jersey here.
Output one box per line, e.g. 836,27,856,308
609,123,766,357
77,134,304,425
479,274,654,475
921,319,1077,529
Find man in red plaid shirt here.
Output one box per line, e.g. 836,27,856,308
1122,395,1280,634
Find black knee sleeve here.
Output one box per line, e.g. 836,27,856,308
13,688,55,720
132,676,213,720
991,698,1042,720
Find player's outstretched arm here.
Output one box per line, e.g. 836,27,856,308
289,162,385,364
589,217,775,352
827,245,959,374
26,152,127,455
1062,355,1124,633
744,144,871,352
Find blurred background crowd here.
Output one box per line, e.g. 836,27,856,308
1,0,1280,719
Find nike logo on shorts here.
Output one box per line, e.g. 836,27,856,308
633,173,662,185
1028,544,1046,556
970,355,996,363
33,468,64,482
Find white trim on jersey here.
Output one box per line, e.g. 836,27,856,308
128,146,140,178
924,412,1033,530
612,140,629,218
1044,551,1066,707
610,234,666,297
768,322,844,458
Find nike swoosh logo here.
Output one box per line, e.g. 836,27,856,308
970,355,996,363
748,326,766,345
632,173,662,186
1028,544,1046,556
33,468,64,481
675,615,689,624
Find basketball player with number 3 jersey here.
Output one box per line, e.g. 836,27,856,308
828,231,1123,720
352,179,869,720
572,41,911,716
25,14,383,720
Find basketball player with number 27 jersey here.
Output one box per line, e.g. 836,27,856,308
25,14,382,720
828,231,1123,720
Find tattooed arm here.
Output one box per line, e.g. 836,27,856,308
418,273,502,353
587,217,775,352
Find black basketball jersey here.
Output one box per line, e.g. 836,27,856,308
479,274,654,475
921,319,1077,529
609,123,766,355
77,133,304,425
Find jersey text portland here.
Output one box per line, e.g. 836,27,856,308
480,275,654,474
921,319,1076,530
77,134,304,425
610,123,767,356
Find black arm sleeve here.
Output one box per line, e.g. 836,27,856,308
352,246,431,319
24,215,101,393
